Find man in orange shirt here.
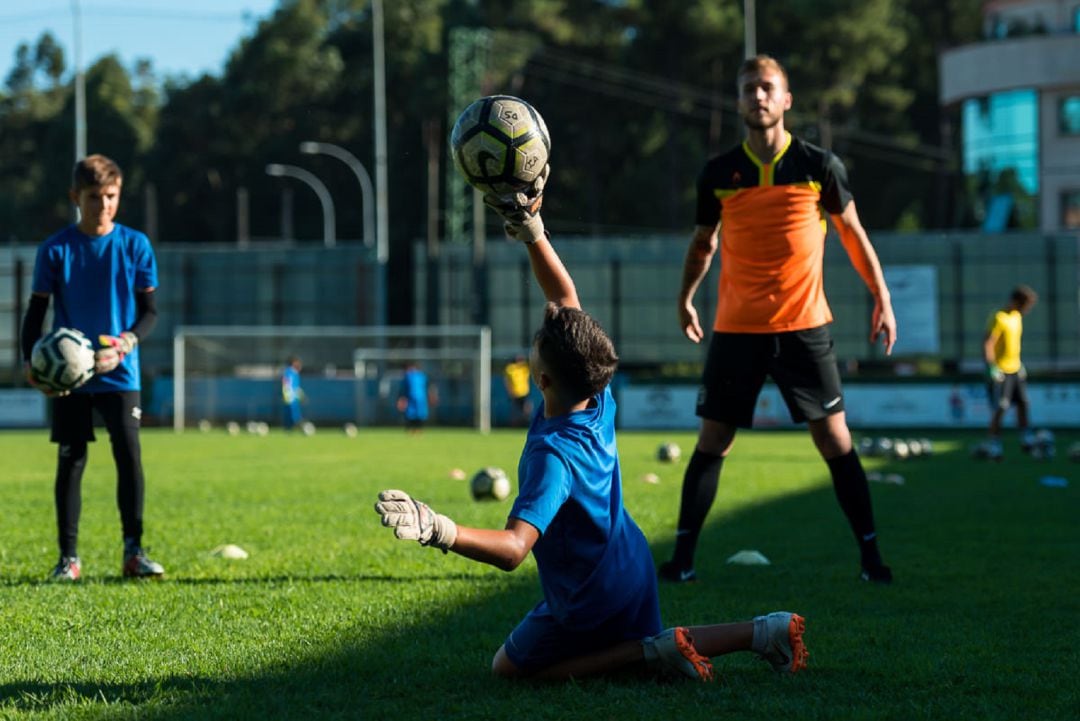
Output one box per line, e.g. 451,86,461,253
660,55,897,585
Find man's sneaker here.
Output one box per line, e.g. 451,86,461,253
642,627,714,681
657,560,697,583
752,612,809,674
860,563,893,584
48,556,82,582
123,548,165,578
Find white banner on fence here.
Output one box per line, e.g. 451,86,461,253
619,382,1080,429
884,265,939,354
0,389,47,427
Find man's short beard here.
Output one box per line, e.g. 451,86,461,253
744,113,781,130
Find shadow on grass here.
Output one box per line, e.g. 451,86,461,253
2,431,1076,720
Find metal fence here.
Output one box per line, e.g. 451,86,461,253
2,231,1078,389
414,231,1080,375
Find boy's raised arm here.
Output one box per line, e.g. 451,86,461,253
484,166,580,311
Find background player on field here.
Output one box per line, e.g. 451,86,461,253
982,284,1038,460
374,167,808,681
20,154,165,582
281,356,305,431
659,55,897,585
396,361,436,433
503,354,533,426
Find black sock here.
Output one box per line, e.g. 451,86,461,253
825,449,884,569
671,450,725,569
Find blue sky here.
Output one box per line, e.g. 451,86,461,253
0,1,279,85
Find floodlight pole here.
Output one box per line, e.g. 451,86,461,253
265,164,337,248
744,0,756,59
299,142,375,250
71,0,86,163
372,0,389,328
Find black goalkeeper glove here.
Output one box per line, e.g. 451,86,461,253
482,164,550,244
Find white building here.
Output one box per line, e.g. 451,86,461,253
939,0,1080,231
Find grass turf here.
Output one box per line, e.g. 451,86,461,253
0,426,1076,720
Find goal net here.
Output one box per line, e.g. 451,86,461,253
172,325,491,432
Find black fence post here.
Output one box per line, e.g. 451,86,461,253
611,258,622,351
1045,237,1058,364
952,237,965,365
272,263,284,326
14,258,24,381
520,259,531,350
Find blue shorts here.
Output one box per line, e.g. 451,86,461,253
283,401,302,429
502,582,662,671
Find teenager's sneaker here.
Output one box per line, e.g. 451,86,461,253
48,556,82,582
642,627,714,681
860,563,893,584
752,612,808,674
123,548,165,578
657,560,697,583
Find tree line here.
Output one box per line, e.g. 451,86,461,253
1,0,984,299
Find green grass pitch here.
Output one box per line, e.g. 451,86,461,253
0,426,1076,720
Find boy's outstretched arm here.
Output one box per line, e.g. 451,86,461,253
484,165,580,310
374,490,538,571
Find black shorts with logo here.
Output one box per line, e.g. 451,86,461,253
696,326,844,427
51,391,143,444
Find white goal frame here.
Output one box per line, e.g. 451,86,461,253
173,325,491,432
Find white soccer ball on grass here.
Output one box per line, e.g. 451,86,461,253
470,467,512,501
656,442,682,463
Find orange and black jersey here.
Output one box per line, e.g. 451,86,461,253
694,133,854,333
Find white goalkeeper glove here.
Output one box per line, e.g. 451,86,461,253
95,332,138,374
482,164,550,244
374,490,457,552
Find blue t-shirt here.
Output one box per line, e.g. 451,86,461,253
282,366,301,404
400,368,429,421
510,387,656,629
32,223,158,393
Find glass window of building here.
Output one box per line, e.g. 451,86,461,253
962,89,1039,193
962,89,1039,229
1063,191,1080,229
1061,97,1080,135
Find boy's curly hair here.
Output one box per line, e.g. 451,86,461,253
533,302,618,402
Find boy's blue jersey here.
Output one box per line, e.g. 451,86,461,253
510,387,655,629
282,366,301,403
32,223,158,393
400,368,429,420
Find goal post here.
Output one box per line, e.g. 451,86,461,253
173,325,491,432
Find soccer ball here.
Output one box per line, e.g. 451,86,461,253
30,327,95,393
891,439,910,461
657,442,682,463
450,95,550,195
470,467,512,501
